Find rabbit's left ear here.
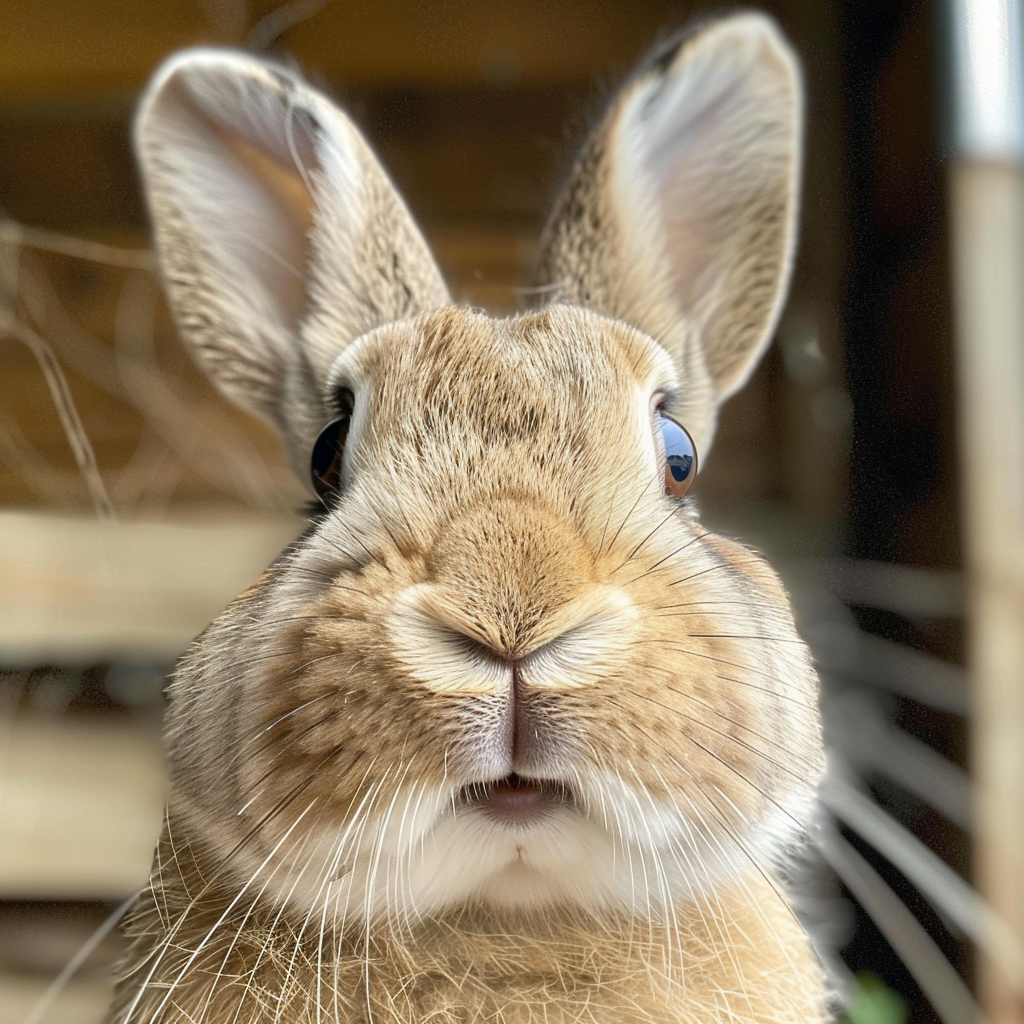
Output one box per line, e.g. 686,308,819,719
536,13,801,446
135,50,449,467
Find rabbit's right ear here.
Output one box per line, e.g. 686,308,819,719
135,50,449,465
535,14,801,453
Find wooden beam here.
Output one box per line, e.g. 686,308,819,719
0,716,163,899
0,512,300,663
0,0,784,101
951,160,1024,1022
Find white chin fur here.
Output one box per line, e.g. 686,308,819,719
263,774,815,925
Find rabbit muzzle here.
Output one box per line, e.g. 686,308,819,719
457,773,574,828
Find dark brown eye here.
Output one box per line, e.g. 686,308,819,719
658,411,697,497
310,389,353,502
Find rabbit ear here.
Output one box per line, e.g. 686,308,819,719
135,49,449,459
536,14,801,433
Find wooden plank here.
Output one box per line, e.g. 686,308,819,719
951,161,1024,1021
0,975,110,1024
0,716,164,898
0,0,794,100
0,512,300,663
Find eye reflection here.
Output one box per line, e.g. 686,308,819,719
658,412,697,497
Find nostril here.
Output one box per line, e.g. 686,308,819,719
393,595,563,769
390,591,517,696
443,627,518,667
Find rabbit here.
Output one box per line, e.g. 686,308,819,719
108,10,830,1024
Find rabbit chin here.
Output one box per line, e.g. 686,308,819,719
274,775,817,924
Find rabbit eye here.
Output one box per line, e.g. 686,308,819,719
658,411,697,497
311,389,354,501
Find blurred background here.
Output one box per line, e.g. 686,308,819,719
0,1,1017,1022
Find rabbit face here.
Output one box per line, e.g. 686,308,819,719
165,302,821,923
137,12,823,928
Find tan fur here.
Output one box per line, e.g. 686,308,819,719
537,14,801,452
112,829,823,1023
113,13,830,1023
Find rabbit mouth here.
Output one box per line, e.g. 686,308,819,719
458,773,573,826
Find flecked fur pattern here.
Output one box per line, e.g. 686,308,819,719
112,11,831,1024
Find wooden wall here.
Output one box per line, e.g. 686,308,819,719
0,0,849,522
0,5,855,1022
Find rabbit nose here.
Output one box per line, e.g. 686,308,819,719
415,629,546,763
390,579,639,699
422,632,549,769
425,496,597,641
446,629,519,666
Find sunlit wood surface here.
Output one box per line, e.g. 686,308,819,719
0,717,163,898
0,512,300,663
951,161,1024,1023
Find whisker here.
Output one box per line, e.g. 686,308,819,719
624,689,810,780
611,507,679,573
656,679,815,758
251,692,333,738
602,476,658,559
668,559,765,588
633,638,817,706
624,531,712,585
602,692,805,832
685,633,806,644
654,599,766,611
122,799,320,1024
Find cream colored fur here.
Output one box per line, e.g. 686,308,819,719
111,12,830,1023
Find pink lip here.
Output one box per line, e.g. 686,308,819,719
463,774,569,826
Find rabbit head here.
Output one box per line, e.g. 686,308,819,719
135,12,823,928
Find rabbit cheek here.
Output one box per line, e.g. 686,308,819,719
596,528,822,876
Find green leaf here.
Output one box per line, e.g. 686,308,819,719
843,974,908,1024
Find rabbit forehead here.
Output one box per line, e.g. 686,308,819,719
329,303,678,423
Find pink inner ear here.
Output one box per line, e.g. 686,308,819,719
630,39,781,313
611,20,799,399
216,124,318,325
162,64,326,334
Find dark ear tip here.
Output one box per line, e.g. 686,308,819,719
641,8,786,78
